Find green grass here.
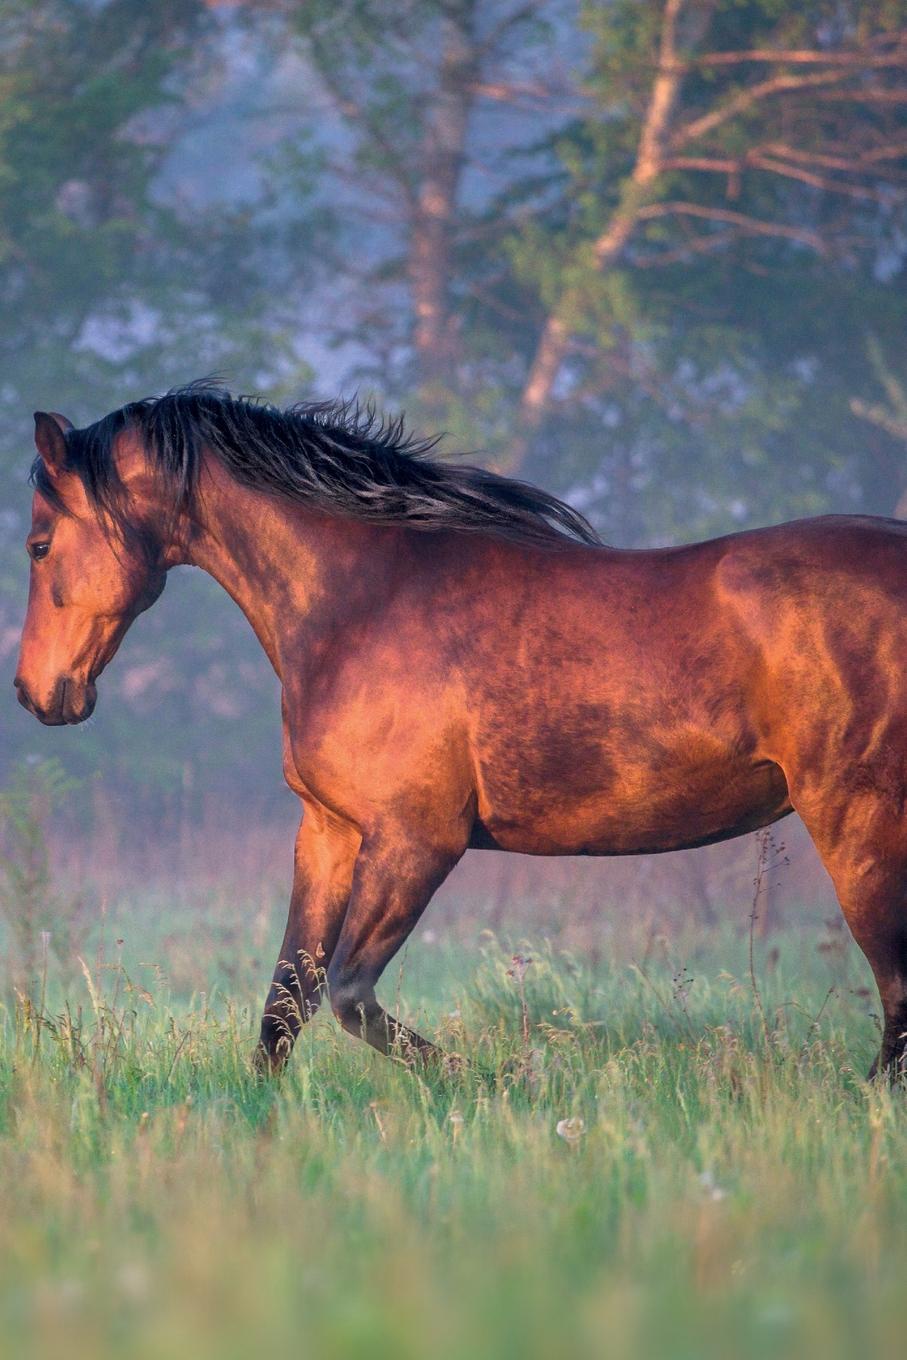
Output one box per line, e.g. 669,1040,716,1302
0,918,904,1360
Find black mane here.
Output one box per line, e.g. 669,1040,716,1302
31,382,601,548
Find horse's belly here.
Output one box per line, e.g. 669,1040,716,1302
472,746,791,856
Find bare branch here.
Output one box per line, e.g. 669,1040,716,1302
661,143,907,199
664,145,907,181
850,397,907,442
633,229,738,266
758,140,907,170
673,70,851,147
749,154,903,201
860,140,907,165
813,87,907,103
661,155,741,172
638,200,827,251
468,78,575,107
686,44,907,68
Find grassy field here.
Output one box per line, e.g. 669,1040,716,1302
0,889,905,1360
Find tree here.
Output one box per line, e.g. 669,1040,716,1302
512,0,907,467
0,0,291,795
242,0,907,540
0,0,290,448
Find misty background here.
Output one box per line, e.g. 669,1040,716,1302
2,0,907,932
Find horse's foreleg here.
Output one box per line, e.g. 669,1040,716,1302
847,906,907,1082
256,807,359,1073
325,832,463,1065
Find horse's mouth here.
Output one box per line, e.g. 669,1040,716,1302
14,676,97,726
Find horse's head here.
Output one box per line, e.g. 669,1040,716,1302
14,412,167,725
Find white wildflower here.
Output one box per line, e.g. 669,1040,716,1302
699,1168,728,1201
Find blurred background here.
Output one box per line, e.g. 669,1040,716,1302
3,0,907,964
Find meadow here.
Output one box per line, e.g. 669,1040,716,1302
0,834,905,1360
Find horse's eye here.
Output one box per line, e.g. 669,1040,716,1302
29,542,50,561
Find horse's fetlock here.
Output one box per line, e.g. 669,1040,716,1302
326,967,369,1027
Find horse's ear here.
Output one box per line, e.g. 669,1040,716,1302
33,411,72,475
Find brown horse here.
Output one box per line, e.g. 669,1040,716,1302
14,386,907,1079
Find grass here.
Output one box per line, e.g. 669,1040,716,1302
0,899,904,1360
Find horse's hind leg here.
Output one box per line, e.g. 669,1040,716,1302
325,831,465,1065
794,783,907,1080
256,806,359,1073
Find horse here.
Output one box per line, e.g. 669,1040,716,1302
14,384,907,1080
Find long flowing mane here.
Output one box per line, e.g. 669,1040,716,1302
32,382,601,548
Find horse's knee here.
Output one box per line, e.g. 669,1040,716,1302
331,994,368,1033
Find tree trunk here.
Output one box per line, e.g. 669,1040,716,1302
409,6,478,388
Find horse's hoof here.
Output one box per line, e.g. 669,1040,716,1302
252,1044,287,1080
865,1051,907,1084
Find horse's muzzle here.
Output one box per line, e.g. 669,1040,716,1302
13,675,96,726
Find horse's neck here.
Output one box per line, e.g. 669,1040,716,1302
172,463,337,678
